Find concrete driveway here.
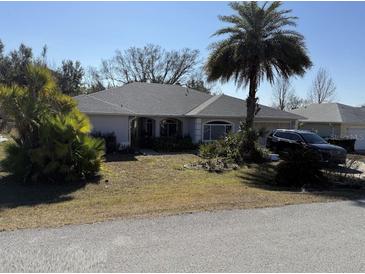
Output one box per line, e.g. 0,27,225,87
1,200,365,272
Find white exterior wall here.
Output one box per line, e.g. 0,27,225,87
88,114,130,146
88,114,193,146
299,122,341,138
87,114,297,147
340,123,365,137
341,123,365,151
198,118,295,145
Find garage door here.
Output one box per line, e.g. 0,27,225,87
347,128,365,151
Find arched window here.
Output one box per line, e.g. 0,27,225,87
160,119,182,137
203,121,233,141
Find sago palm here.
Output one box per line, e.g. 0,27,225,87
205,1,312,131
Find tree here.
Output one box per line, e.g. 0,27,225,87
100,44,199,86
35,45,48,67
0,65,104,182
186,71,212,93
286,93,305,110
186,78,210,93
56,60,84,96
308,68,336,104
205,1,312,135
0,40,86,96
84,66,105,94
0,42,33,86
272,78,293,110
271,77,307,110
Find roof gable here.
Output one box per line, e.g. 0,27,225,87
186,94,303,120
291,103,365,124
338,103,365,123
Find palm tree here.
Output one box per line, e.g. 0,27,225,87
205,1,312,131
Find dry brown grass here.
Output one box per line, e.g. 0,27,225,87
1,151,365,231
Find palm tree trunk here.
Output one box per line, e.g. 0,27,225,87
245,75,258,130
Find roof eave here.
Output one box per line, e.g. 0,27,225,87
298,120,343,123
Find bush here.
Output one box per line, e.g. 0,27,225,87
91,131,120,154
199,141,222,159
199,130,267,164
249,143,268,163
119,145,135,154
186,157,238,172
275,149,327,188
0,65,104,183
152,136,196,152
1,110,105,183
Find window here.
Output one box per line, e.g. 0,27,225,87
203,121,233,141
300,133,327,144
286,133,302,141
274,131,303,142
160,119,182,137
274,131,287,139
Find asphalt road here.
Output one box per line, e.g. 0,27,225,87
1,200,365,272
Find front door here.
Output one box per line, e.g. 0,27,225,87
130,117,155,148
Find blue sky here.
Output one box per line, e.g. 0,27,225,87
0,1,364,106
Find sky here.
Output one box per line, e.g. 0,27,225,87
0,1,364,106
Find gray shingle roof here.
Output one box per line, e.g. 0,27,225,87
75,82,211,116
291,103,365,124
186,94,303,119
75,82,302,120
75,94,134,115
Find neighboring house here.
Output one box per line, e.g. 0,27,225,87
291,103,365,151
75,82,302,147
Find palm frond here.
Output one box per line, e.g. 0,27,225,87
206,1,312,86
211,27,245,37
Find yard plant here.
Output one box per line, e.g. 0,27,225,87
275,149,327,188
205,1,312,150
91,131,120,154
152,136,196,152
0,65,104,183
199,129,268,166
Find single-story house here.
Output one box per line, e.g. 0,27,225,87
75,82,302,147
291,103,365,151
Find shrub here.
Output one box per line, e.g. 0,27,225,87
152,136,196,152
192,157,238,172
220,133,244,162
199,130,267,164
1,110,105,183
0,65,104,183
91,131,120,154
119,145,135,154
199,140,224,159
249,143,268,163
275,149,327,188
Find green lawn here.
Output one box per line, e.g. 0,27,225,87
1,142,365,231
